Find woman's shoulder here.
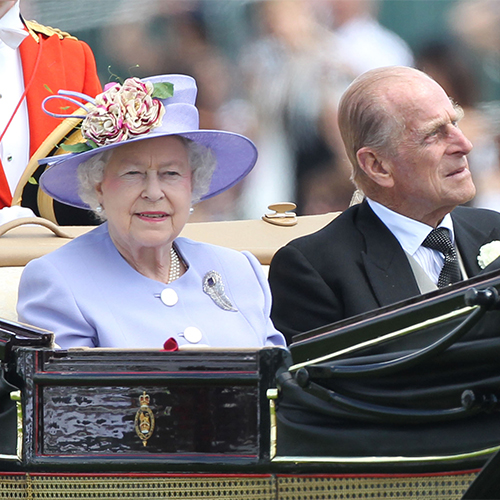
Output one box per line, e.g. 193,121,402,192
27,223,110,268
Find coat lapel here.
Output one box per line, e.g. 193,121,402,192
453,211,500,277
357,202,421,308
354,204,500,310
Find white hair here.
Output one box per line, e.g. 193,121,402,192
77,137,216,221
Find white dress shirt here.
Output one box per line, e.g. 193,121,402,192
367,198,456,286
0,0,29,194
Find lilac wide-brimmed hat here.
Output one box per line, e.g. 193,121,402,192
39,74,257,209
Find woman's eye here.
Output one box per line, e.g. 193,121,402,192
162,170,181,178
121,170,144,179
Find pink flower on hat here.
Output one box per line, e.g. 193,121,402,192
81,77,166,147
120,78,165,136
81,103,127,146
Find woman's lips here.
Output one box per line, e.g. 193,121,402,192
136,212,169,220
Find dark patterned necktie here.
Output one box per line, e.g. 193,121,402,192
422,227,461,288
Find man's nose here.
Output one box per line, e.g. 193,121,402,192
450,126,473,155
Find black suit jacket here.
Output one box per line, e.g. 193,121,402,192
268,201,500,343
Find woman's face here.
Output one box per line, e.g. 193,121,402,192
96,136,192,255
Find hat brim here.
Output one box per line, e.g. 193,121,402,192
39,130,257,210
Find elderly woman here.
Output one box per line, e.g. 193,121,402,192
17,75,285,349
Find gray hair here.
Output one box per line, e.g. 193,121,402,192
77,137,216,220
337,67,427,191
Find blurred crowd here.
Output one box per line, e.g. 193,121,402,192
21,0,500,221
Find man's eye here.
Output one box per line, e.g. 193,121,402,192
430,126,448,138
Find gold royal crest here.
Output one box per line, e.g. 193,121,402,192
134,391,155,446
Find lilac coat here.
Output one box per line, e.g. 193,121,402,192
17,223,286,349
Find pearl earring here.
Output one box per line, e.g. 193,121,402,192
96,204,103,214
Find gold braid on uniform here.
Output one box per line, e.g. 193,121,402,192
24,19,78,43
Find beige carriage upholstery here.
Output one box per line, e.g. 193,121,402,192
0,209,340,322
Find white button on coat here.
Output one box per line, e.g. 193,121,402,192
160,288,178,306
183,326,202,344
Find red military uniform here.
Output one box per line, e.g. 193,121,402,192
1,20,102,223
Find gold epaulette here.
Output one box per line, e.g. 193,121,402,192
25,20,78,43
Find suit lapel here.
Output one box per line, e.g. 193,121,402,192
353,204,499,309
357,202,421,308
453,211,500,277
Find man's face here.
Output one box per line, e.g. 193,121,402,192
383,74,475,226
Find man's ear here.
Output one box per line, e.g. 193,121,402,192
356,147,394,188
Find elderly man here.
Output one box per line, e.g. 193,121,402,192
269,66,500,344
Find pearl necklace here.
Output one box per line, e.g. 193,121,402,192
168,246,181,283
